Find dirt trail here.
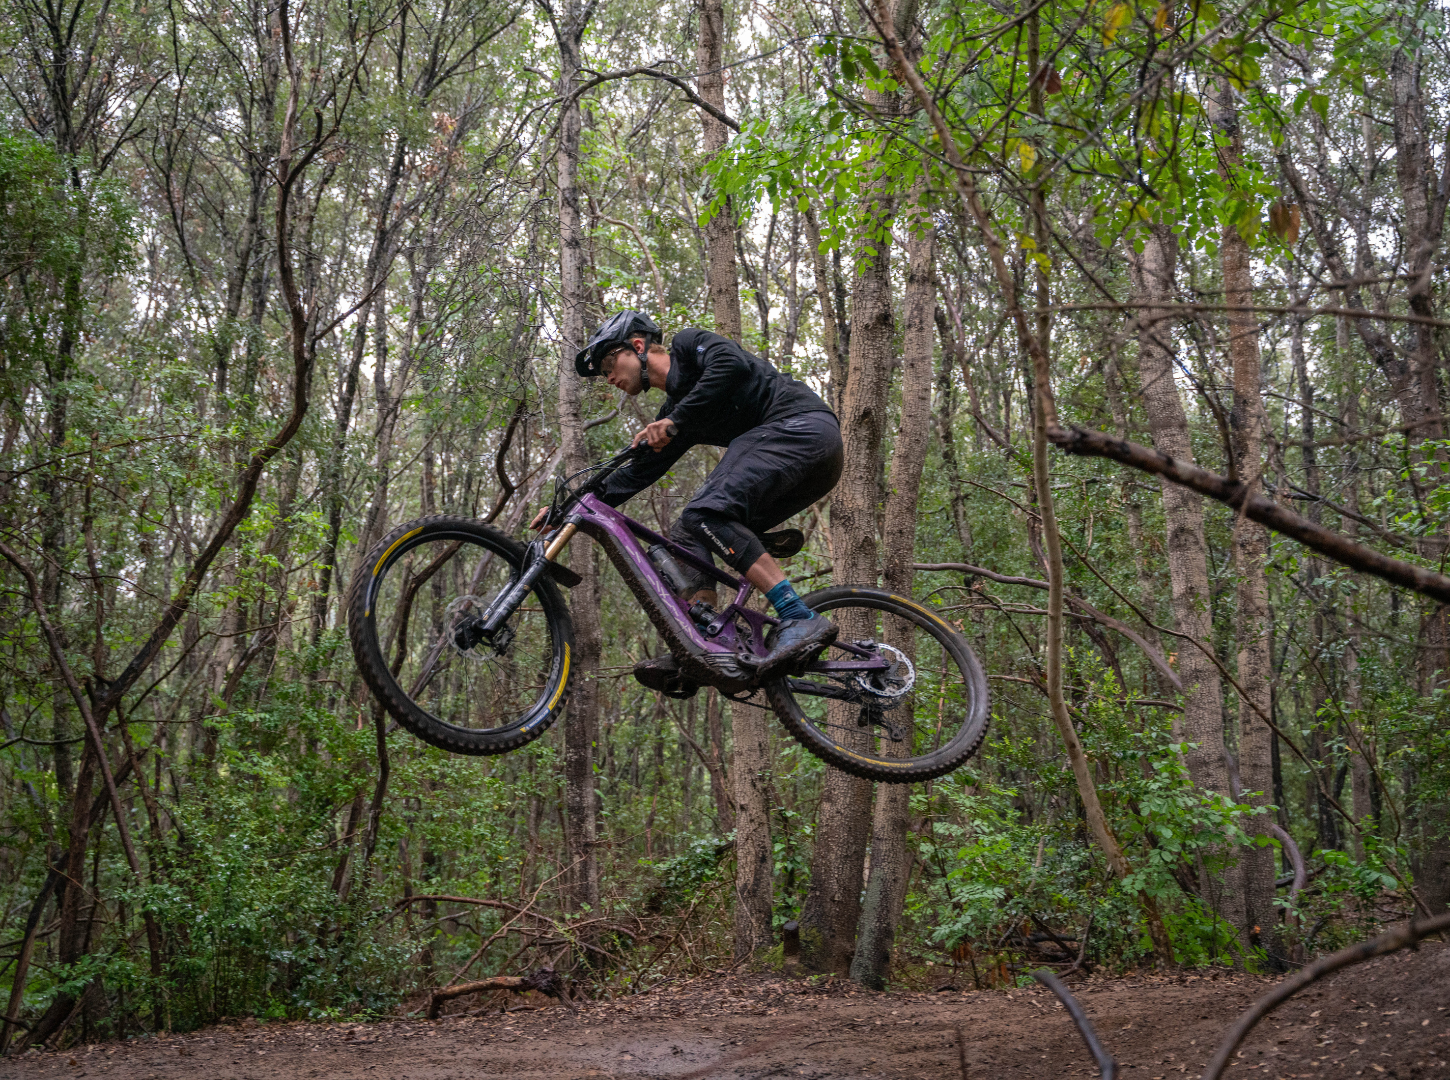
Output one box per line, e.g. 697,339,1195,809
3,943,1447,1079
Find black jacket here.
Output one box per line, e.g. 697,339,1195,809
599,328,833,507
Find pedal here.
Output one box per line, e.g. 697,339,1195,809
633,655,699,699
785,643,831,677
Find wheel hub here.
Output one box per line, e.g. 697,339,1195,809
446,595,512,659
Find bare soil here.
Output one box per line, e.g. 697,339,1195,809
3,942,1448,1079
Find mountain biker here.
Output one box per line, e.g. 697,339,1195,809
539,309,843,681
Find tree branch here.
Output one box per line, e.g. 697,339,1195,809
1049,424,1450,604
570,65,740,131
1202,913,1450,1080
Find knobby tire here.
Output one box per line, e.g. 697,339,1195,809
348,516,575,755
766,585,989,782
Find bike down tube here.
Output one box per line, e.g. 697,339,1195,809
553,495,888,675
611,513,777,646
556,495,752,658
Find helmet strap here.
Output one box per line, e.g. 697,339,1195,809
636,343,650,391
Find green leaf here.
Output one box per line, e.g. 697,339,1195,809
1103,2,1132,43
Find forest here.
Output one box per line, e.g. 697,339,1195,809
0,0,1446,1051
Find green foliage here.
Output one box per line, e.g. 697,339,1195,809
0,132,136,374
645,835,732,910
914,662,1267,972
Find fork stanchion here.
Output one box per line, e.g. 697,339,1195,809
544,523,577,562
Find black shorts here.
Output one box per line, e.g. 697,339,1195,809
669,411,843,585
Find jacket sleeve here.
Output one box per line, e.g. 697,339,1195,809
597,429,693,508
664,335,748,437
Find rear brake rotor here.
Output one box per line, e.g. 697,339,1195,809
852,641,915,700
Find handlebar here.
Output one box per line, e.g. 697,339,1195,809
543,421,678,528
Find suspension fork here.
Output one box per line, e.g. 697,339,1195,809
543,523,576,562
463,522,578,646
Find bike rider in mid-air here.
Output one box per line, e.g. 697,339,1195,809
536,310,843,682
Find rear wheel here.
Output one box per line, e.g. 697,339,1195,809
348,516,575,755
765,586,989,783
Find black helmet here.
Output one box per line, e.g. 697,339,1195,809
574,309,662,377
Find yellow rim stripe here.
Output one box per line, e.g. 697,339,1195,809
373,528,422,578
546,644,571,711
834,746,913,768
902,599,957,634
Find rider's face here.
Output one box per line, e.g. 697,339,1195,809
602,346,645,396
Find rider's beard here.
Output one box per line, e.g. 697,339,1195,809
621,361,645,396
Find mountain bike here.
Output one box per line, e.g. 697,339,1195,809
348,445,990,782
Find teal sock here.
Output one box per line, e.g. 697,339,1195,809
765,579,815,621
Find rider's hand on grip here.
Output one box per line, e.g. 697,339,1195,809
632,419,677,451
529,506,549,530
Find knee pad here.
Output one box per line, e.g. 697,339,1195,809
680,508,765,575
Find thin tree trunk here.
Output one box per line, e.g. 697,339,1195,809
1125,225,1237,926
851,199,934,990
801,54,903,975
551,0,601,911
803,204,845,410
705,689,735,832
691,0,773,955
932,305,976,554
1294,314,1338,853
697,0,742,338
730,697,773,959
1341,336,1374,857
1389,35,1450,912
1103,355,1165,689
1213,78,1278,959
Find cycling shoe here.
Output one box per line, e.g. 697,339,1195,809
761,528,805,560
754,617,838,683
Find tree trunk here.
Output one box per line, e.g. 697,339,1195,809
551,0,600,911
932,306,975,556
1103,355,1166,691
731,698,773,959
1340,339,1375,857
851,201,934,990
1389,34,1450,911
692,0,773,956
696,0,742,338
1293,314,1341,855
803,204,846,411
801,99,899,979
705,689,735,832
1212,79,1278,959
1125,225,1237,921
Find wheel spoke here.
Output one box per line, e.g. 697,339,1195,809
766,589,988,781
365,531,561,735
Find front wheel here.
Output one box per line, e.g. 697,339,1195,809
766,586,989,783
348,516,575,755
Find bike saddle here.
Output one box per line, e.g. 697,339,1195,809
761,528,805,559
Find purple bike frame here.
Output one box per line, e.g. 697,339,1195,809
552,493,884,675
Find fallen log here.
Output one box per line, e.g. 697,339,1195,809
426,966,572,1020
